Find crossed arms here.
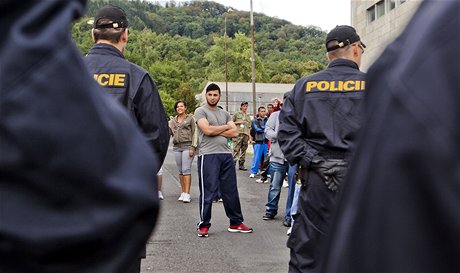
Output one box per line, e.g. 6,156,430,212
197,118,238,138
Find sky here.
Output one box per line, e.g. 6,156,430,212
209,0,351,32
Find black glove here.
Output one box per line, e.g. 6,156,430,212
310,157,348,192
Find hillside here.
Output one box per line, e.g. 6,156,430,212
72,0,327,115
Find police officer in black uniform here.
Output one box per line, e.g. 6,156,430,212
322,1,460,272
278,25,366,272
84,5,169,165
83,5,169,273
1,1,166,272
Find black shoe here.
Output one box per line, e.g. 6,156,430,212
262,213,275,220
283,220,292,227
239,166,247,171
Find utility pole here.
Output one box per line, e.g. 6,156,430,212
224,14,229,111
250,0,256,116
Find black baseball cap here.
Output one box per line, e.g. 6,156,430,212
94,5,129,29
325,25,366,52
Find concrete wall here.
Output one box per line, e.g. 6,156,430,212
352,0,421,71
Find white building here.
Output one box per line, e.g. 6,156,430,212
199,82,294,116
352,0,422,71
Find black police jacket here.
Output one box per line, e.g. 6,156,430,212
322,1,460,272
84,44,169,162
1,1,162,272
279,59,365,167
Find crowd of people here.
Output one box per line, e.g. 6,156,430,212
2,1,459,273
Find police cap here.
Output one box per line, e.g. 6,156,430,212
326,25,366,52
94,5,129,29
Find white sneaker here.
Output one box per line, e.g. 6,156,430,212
287,227,292,236
178,192,185,201
282,179,289,188
249,173,255,178
182,193,191,203
256,178,265,183
158,191,164,200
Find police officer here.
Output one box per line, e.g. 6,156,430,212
1,1,164,272
322,1,460,272
278,25,366,272
84,5,169,272
84,5,169,166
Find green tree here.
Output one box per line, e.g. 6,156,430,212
300,60,325,77
205,32,268,83
159,90,176,118
71,17,94,54
270,74,296,83
72,0,329,106
173,83,198,114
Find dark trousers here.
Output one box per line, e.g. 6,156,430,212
126,259,141,273
197,153,244,228
287,170,339,273
259,154,271,180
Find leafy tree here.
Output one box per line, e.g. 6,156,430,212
72,0,329,112
270,74,296,84
71,17,94,54
159,90,176,118
174,83,198,114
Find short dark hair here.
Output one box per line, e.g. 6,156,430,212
258,106,266,112
206,83,221,94
174,100,186,110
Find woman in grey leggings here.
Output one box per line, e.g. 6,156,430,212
168,100,198,203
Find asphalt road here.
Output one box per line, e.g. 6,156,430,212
141,144,291,273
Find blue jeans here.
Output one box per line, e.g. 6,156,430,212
285,163,298,221
250,143,268,174
265,161,289,215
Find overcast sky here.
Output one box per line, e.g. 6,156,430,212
209,0,351,31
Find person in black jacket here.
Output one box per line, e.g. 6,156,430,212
84,5,169,167
83,5,169,272
322,1,460,272
278,25,366,272
0,1,166,272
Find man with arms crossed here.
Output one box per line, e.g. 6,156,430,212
195,83,253,237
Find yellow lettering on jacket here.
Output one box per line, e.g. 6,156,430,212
93,73,127,87
306,80,365,92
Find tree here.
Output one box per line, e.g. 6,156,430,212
71,17,94,54
159,90,176,118
71,0,328,107
270,74,296,83
174,83,198,114
205,32,268,83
